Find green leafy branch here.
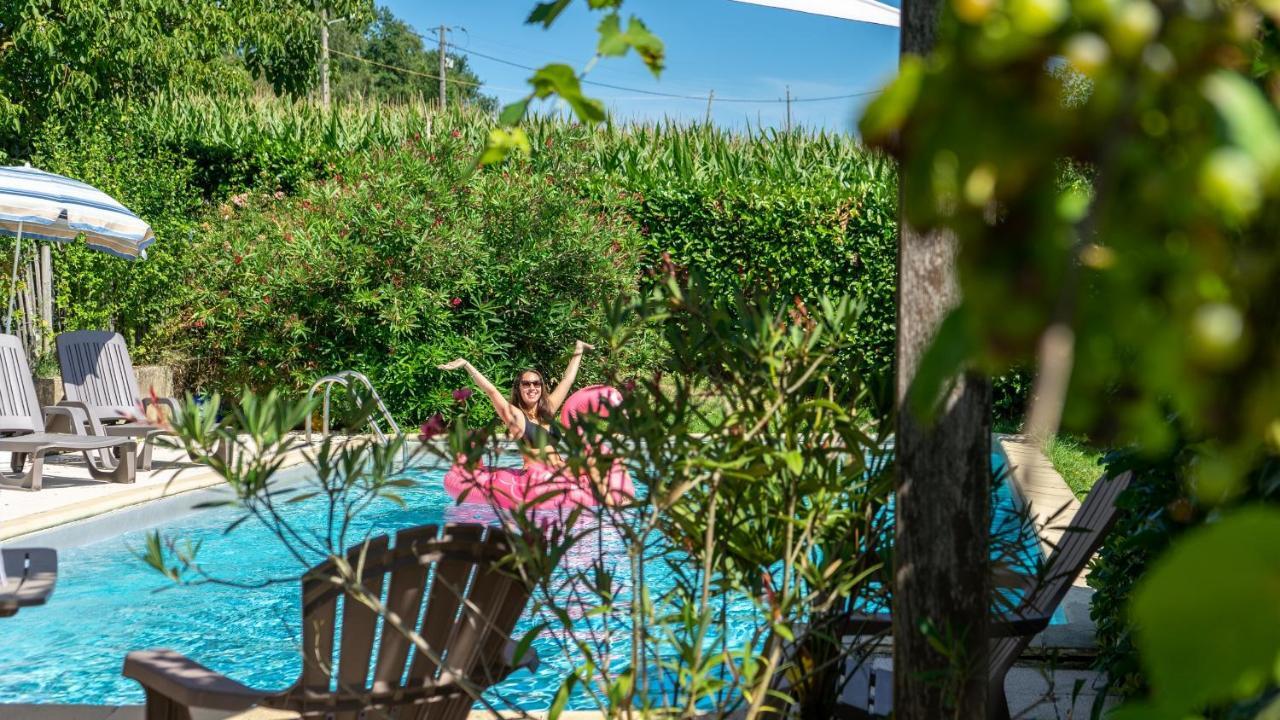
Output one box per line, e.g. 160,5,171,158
481,0,665,166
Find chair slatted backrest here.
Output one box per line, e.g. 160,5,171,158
281,524,533,720
0,334,44,434
56,330,141,421
988,470,1133,681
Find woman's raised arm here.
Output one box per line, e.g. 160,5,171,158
547,340,594,412
438,359,516,425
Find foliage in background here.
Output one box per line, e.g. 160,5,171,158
330,6,497,112
22,98,906,427
0,0,373,155
179,115,651,425
1043,434,1104,499
605,126,899,383
26,111,203,364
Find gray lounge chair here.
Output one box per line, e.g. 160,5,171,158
0,548,56,617
0,334,138,490
124,524,541,720
833,470,1133,719
57,330,179,470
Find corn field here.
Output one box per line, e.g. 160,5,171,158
134,93,894,191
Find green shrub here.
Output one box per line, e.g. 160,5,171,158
631,176,897,381
176,123,652,423
25,112,204,363
1089,439,1280,712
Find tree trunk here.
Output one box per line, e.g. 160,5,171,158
893,0,993,717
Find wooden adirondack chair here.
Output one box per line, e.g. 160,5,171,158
835,470,1133,719
56,330,180,470
124,524,542,720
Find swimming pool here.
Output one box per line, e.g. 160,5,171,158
0,450,1041,710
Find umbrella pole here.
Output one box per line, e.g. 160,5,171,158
5,220,22,335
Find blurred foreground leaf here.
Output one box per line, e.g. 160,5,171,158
1126,507,1280,715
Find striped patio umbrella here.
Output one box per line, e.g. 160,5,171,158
0,165,154,333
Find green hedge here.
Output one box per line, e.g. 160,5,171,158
23,98,903,423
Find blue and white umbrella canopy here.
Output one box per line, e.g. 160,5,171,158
0,165,155,333
0,165,154,259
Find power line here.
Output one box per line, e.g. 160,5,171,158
328,48,527,93
451,43,878,103
400,23,879,104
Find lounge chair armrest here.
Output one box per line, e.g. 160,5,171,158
839,613,894,636
988,612,1052,638
52,400,109,436
123,649,266,711
502,639,541,674
42,405,89,435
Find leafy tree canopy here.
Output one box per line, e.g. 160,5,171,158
330,7,497,112
0,0,372,155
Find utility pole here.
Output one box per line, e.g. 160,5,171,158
438,24,448,109
705,89,715,125
785,85,792,132
319,8,331,111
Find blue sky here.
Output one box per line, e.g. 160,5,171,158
381,0,900,133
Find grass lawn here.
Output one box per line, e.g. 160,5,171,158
1044,435,1107,499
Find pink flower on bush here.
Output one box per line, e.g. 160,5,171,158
450,297,462,308
273,190,285,200
452,388,473,403
451,129,462,139
230,193,248,208
419,413,446,441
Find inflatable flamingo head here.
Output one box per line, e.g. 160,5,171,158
560,384,624,427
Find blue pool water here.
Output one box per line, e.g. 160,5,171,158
0,451,1043,709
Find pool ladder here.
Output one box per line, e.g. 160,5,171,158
305,370,408,468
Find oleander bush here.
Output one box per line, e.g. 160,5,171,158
178,124,650,424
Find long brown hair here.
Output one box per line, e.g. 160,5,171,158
510,368,553,423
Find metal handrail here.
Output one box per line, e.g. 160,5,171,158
305,370,407,467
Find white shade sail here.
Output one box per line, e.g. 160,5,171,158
731,0,900,27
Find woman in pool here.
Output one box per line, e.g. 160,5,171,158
437,340,594,470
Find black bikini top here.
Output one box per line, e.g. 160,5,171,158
518,413,563,450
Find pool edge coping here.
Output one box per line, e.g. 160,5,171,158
0,447,313,543
995,433,1087,585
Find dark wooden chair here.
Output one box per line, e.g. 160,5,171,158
836,470,1133,719
0,547,56,617
124,524,541,720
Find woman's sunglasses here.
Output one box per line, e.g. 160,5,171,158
521,380,542,388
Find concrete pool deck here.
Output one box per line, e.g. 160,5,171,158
997,433,1091,588
0,440,313,542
